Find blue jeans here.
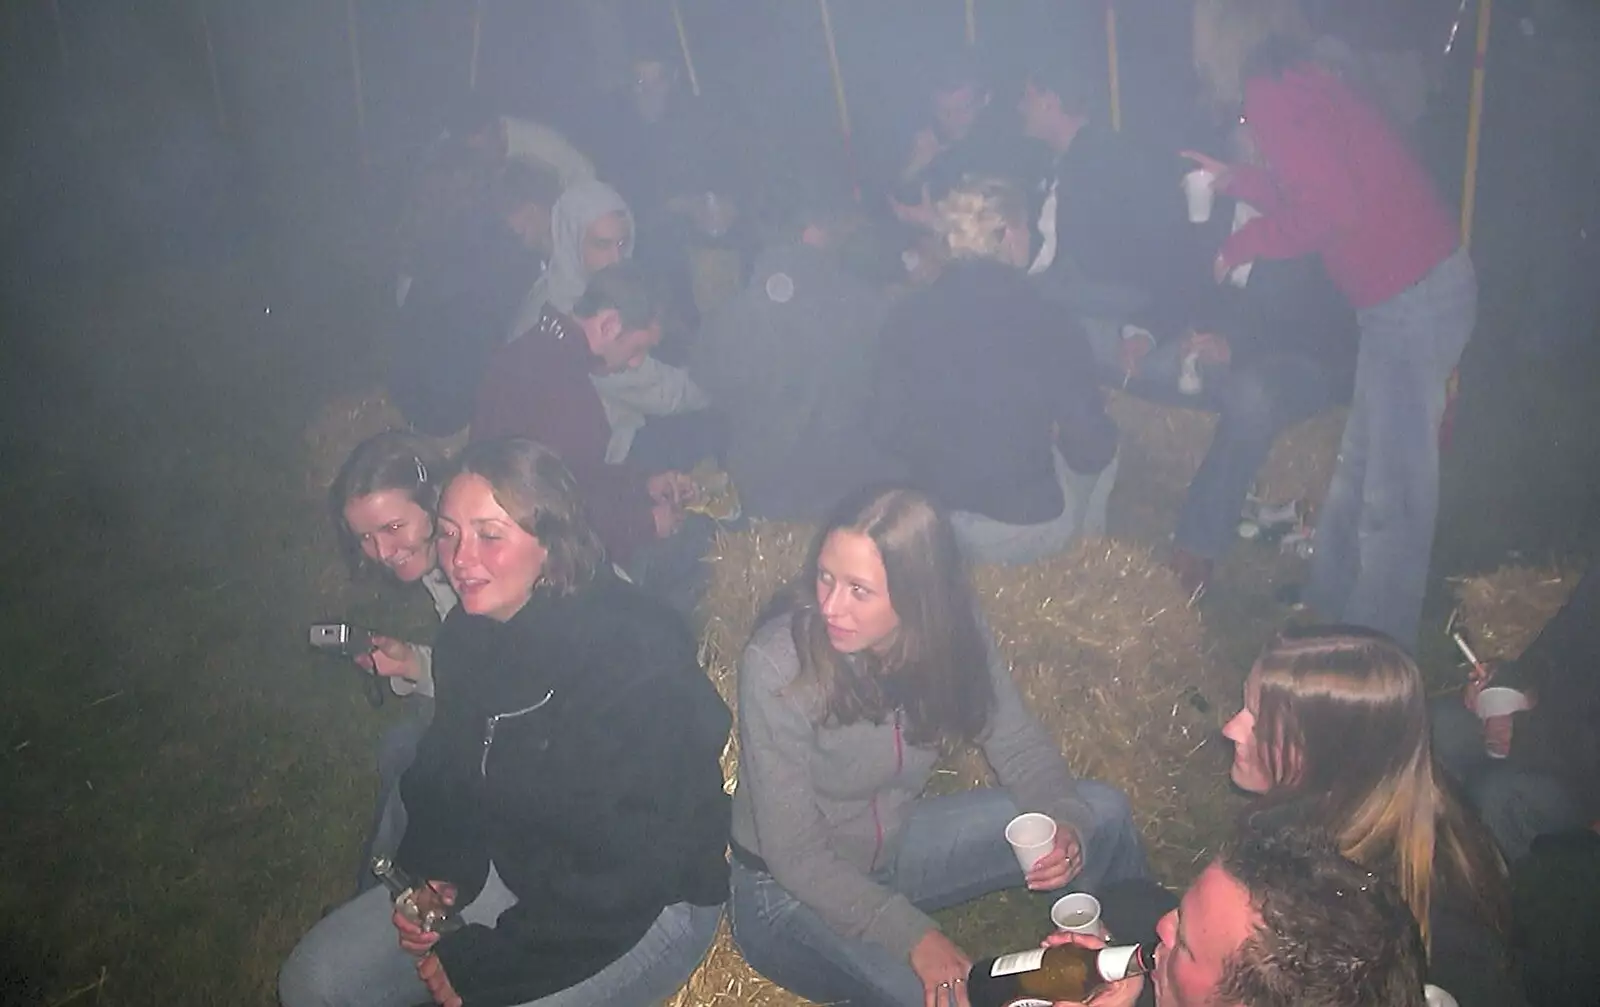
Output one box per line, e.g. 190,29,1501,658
950,450,1119,567
281,865,722,1007
1306,248,1476,650
729,783,1149,1007
358,698,434,892
1430,697,1583,863
1126,344,1344,561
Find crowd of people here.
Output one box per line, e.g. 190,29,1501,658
278,1,1598,1005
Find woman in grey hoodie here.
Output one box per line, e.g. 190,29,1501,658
728,486,1149,1006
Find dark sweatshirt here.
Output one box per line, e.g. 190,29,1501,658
872,260,1118,525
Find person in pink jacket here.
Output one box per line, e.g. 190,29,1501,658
1184,0,1476,650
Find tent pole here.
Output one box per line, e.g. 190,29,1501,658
1460,0,1491,247
1106,0,1122,131
965,0,976,46
817,0,858,197
346,0,369,172
469,0,484,91
49,0,68,70
671,0,701,97
200,1,227,131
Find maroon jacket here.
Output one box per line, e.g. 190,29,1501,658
1219,59,1458,310
473,307,655,564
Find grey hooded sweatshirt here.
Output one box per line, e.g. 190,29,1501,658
730,615,1095,962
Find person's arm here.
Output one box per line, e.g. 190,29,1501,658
500,116,595,188
738,633,940,961
976,641,1095,855
1217,80,1360,270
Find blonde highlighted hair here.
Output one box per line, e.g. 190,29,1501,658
936,176,1026,262
1191,0,1310,110
1245,626,1509,952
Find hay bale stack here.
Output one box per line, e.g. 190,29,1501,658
302,385,408,499
1451,564,1583,661
664,919,819,1007
1106,390,1347,509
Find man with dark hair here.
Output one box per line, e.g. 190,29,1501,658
1053,826,1428,1007
889,52,1018,229
473,262,712,612
691,167,899,521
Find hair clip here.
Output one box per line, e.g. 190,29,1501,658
414,457,429,484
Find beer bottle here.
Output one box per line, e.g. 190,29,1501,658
964,941,1154,1006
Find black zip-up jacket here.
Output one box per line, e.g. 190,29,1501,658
395,569,732,1007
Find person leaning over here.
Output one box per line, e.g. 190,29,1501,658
280,438,730,1007
729,485,1149,1007
1048,824,1429,1007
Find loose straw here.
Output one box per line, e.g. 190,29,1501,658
1460,0,1491,247
671,0,701,98
1106,0,1122,132
346,0,368,171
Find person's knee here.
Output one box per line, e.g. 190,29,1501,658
277,936,337,1007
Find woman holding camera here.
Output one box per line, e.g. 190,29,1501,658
330,431,458,882
1220,626,1524,1007
728,485,1148,1007
282,438,732,1007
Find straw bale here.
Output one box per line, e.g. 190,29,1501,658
663,917,819,1007
1106,390,1346,509
1451,564,1583,662
698,523,1238,883
301,385,408,498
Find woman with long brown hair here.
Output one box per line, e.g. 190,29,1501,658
1222,626,1525,1006
728,485,1148,1007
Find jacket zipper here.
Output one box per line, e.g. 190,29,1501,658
480,690,554,777
868,710,906,872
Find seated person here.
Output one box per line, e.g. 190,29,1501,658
690,169,898,521
506,178,722,475
1220,626,1526,1007
328,432,457,888
474,263,714,614
390,163,559,437
1050,824,1430,1007
1431,561,1598,863
873,176,1119,567
729,485,1149,1007
887,54,1014,228
1016,61,1189,345
280,438,731,1007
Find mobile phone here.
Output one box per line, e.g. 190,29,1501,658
308,622,374,658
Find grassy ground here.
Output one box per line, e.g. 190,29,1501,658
2,207,1596,1005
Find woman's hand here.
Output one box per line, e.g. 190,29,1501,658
392,881,457,957
417,953,464,1007
651,499,685,539
1117,326,1155,382
356,636,423,681
1042,932,1144,1007
910,930,973,1007
1025,824,1084,892
1179,149,1233,189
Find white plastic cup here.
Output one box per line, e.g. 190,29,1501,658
1182,169,1216,223
1051,893,1109,938
1475,687,1529,759
1005,813,1057,872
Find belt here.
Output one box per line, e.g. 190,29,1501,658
729,838,771,875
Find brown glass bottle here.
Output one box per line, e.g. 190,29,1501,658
964,941,1154,1007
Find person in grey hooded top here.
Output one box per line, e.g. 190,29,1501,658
728,486,1149,1007
507,178,717,471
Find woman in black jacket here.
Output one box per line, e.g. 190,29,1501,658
280,438,731,1007
872,175,1120,567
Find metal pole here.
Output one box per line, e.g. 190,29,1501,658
965,0,976,46
346,0,368,171
1460,0,1492,247
817,0,858,197
469,0,484,91
199,0,227,131
1106,1,1122,132
671,0,701,97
